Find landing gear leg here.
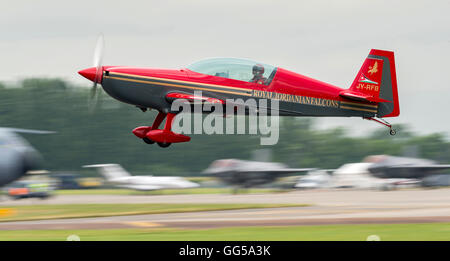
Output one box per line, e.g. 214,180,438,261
155,113,175,148
133,111,167,144
151,111,167,129
145,112,191,148
364,117,396,136
133,111,190,147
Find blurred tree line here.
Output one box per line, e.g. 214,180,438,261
0,78,449,176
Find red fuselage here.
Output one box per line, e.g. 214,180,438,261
79,50,399,146
79,64,377,117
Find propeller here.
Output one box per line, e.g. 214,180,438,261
89,34,105,111
0,128,56,134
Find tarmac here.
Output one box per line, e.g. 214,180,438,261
1,188,450,230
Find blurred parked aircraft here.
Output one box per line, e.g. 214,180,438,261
294,170,332,189
295,155,450,190
0,128,53,187
364,155,450,179
332,163,419,190
51,173,103,189
421,174,450,187
84,164,199,191
203,159,314,189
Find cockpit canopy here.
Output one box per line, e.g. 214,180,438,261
187,58,277,85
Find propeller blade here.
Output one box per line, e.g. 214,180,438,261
88,85,99,112
93,34,104,83
89,34,105,112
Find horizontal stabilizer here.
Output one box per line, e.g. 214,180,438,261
339,90,391,103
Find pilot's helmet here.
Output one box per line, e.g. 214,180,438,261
252,64,265,76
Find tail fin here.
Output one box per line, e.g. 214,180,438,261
347,49,399,117
83,164,131,181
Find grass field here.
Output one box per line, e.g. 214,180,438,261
2,223,450,241
54,187,288,195
0,203,306,222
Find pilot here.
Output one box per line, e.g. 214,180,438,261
250,64,267,85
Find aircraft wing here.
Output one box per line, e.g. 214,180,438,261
166,93,225,104
384,178,421,185
165,92,301,115
116,184,162,191
240,168,316,174
0,128,56,134
388,165,450,171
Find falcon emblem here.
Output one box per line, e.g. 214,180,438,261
368,61,378,75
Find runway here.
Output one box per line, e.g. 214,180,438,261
1,188,450,230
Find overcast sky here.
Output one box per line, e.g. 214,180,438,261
1,0,449,137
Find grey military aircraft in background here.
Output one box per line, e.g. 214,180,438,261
312,155,450,190
364,155,450,179
0,128,53,187
203,159,314,189
331,162,419,190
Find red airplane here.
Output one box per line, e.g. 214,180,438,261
79,37,399,148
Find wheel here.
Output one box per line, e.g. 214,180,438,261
143,137,155,144
157,142,171,148
389,129,396,136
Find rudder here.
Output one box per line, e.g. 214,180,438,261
349,49,399,117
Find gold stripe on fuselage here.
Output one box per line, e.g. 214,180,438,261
108,72,252,92
106,72,377,114
340,105,377,113
104,75,253,97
